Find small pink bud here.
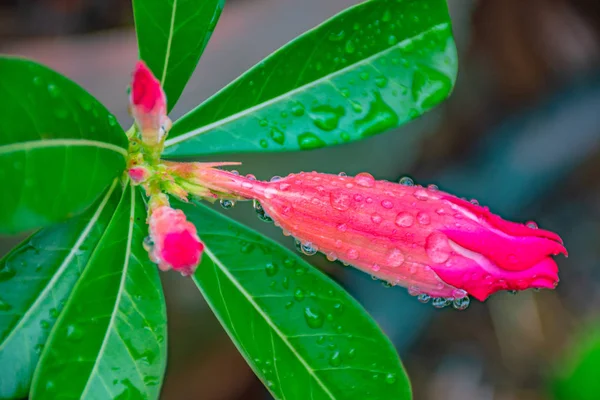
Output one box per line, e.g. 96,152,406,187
191,169,567,301
147,206,204,276
130,61,170,145
128,166,151,184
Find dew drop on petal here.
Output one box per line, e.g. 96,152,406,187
395,212,414,227
425,232,451,263
347,248,359,260
413,189,428,201
355,172,375,188
417,294,430,303
386,248,404,267
371,213,383,224
452,296,470,311
330,191,352,211
526,220,538,229
417,212,431,225
381,200,394,209
399,176,414,186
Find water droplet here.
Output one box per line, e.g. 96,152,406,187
340,131,350,142
345,40,356,54
387,35,398,45
259,139,268,148
355,172,375,188
330,191,351,211
298,132,326,150
381,200,394,209
107,114,118,127
329,350,342,367
432,297,451,308
220,199,235,209
265,262,279,277
526,221,538,229
291,102,305,116
417,294,430,303
310,104,345,131
304,307,325,328
346,248,359,260
49,308,59,318
371,264,381,272
66,324,84,341
425,232,451,263
337,223,348,232
0,266,16,282
269,127,285,144
296,240,317,256
413,189,428,201
34,343,44,354
411,66,452,109
417,212,431,225
385,373,397,384
355,92,399,138
359,71,370,81
452,296,470,310
395,212,414,227
470,198,479,205
338,172,347,177
386,248,405,267
371,213,382,224
329,30,346,41
47,83,60,98
427,184,439,192
294,289,305,301
399,176,414,186
253,200,273,222
375,76,388,88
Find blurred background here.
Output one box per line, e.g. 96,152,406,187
1,0,600,399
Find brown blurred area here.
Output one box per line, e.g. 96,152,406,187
2,0,600,399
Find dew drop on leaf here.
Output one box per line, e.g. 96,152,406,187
297,132,326,150
329,350,342,367
265,262,279,277
304,306,325,328
355,92,399,138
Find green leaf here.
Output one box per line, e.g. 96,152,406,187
0,180,121,400
133,0,226,111
30,185,167,400
0,57,128,234
551,325,600,400
178,201,411,400
164,0,457,157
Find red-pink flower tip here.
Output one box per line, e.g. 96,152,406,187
129,61,168,144
147,205,204,276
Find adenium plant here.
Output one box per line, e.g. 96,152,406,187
0,1,566,399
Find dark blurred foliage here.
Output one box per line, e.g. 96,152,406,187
1,0,600,399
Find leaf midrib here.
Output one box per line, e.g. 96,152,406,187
0,139,127,158
0,179,119,352
199,246,336,400
79,184,136,399
165,22,449,148
161,0,178,86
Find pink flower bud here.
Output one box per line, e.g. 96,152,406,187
193,169,567,302
147,206,204,276
128,166,151,184
129,61,169,145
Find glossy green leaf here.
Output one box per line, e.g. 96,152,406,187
30,185,167,400
551,325,600,400
0,180,120,400
164,0,457,157
133,0,225,111
0,57,127,234
179,201,411,400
